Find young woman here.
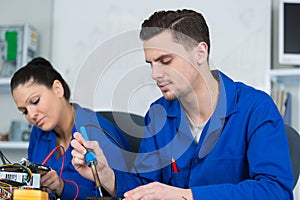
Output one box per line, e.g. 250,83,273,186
10,57,130,199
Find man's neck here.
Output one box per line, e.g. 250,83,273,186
180,70,219,126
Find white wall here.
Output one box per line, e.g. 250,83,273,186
0,0,272,157
51,0,271,116
0,0,274,180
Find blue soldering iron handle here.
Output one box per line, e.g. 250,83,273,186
79,127,103,197
79,126,97,165
79,126,90,141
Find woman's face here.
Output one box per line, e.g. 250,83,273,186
12,80,65,131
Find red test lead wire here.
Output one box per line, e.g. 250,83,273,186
42,145,79,200
171,158,178,173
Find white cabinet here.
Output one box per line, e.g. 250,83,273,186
270,68,300,84
0,24,38,79
270,67,300,199
270,68,300,132
270,0,300,133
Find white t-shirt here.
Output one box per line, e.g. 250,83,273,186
185,113,207,143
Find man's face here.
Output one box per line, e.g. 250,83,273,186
143,31,201,100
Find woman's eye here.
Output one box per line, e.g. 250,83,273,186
31,97,40,105
22,109,28,115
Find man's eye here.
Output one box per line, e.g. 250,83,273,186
161,58,171,64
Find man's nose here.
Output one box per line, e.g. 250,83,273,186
151,64,163,80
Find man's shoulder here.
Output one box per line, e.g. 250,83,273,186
235,81,271,100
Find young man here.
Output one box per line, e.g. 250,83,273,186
71,9,294,199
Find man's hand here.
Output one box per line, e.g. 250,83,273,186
123,182,193,200
71,132,103,181
71,131,116,195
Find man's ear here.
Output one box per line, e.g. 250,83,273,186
195,42,209,65
52,80,64,98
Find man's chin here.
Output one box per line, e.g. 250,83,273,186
162,92,177,101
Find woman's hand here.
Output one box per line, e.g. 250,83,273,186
40,169,64,196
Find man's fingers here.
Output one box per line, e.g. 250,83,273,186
71,139,87,155
124,184,153,199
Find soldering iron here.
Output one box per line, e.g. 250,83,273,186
79,126,103,198
79,123,144,200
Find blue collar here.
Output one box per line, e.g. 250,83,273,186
160,70,239,158
163,70,238,119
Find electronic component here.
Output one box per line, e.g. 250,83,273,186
13,189,48,200
0,171,40,188
19,158,51,173
0,24,38,78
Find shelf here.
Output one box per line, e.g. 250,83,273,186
0,78,11,93
0,141,29,149
0,77,10,85
270,68,300,84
